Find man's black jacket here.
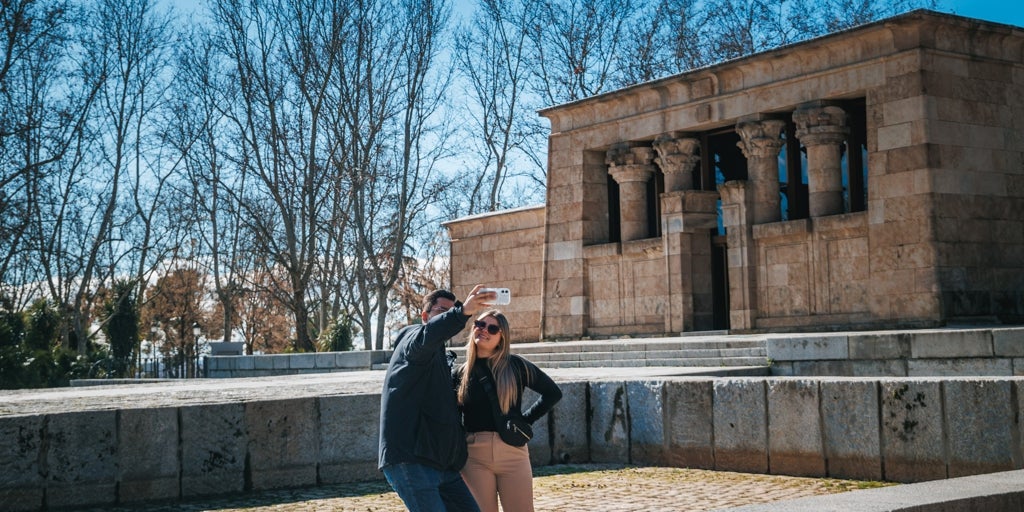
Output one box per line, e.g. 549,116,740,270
378,305,469,471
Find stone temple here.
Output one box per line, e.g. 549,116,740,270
445,9,1024,343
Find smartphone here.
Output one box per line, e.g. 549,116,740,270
481,287,511,305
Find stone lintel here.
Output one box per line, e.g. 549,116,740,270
752,218,812,240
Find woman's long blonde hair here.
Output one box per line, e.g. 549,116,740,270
457,309,529,414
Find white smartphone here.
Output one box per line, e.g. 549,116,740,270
481,287,511,305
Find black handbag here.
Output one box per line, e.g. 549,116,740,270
476,367,533,447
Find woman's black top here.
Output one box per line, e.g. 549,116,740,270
459,355,562,433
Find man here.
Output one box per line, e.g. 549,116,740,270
379,285,495,511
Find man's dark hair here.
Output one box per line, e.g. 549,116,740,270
422,289,456,314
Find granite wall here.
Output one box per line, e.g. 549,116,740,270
4,375,1024,510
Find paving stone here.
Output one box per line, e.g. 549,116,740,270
75,463,885,512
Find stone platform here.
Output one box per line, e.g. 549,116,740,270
4,327,1024,510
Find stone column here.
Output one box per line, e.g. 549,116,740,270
652,135,701,192
607,144,655,242
794,105,849,217
660,190,719,332
735,119,786,224
718,181,757,330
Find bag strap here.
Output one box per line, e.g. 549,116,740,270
476,367,508,429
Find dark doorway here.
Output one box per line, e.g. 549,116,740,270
711,234,730,330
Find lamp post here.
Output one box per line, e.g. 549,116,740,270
149,322,160,378
192,322,202,378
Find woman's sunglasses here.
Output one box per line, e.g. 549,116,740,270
473,320,501,335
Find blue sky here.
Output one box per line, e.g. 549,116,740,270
169,0,1024,29
936,0,1024,26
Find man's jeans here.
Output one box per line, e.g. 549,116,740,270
383,463,481,512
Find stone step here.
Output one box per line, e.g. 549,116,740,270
448,336,769,369
519,347,765,361
503,340,766,354
530,357,770,369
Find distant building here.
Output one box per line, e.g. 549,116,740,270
445,10,1024,341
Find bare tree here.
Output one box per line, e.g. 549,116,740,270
329,0,456,350
210,0,342,352
167,26,255,347
454,0,547,215
615,0,697,86
528,0,641,105
0,0,96,309
28,0,172,354
669,0,938,70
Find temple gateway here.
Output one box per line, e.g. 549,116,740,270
444,10,1024,342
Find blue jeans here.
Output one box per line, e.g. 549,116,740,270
383,463,481,512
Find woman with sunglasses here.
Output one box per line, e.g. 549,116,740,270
455,309,562,512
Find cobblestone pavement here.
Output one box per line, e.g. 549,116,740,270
82,464,890,512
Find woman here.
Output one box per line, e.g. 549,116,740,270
455,309,562,512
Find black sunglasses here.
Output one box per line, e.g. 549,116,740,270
473,320,500,335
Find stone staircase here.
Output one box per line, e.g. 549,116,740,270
451,334,770,370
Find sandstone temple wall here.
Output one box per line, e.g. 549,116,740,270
446,10,1024,341
444,205,546,342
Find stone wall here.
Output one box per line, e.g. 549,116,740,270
752,213,873,329
583,239,668,337
444,205,546,342
5,373,1024,509
203,350,390,377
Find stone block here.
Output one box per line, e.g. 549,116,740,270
549,382,588,465
877,123,912,150
522,387,553,467
205,356,227,371
319,394,380,484
767,380,825,477
883,96,927,125
909,329,993,358
254,355,275,370
0,416,44,511
236,356,255,370
336,351,372,369
848,332,911,359
370,350,392,365
180,403,246,498
315,352,337,368
994,328,1024,356
589,381,630,463
118,407,180,503
850,360,908,377
907,358,1012,376
272,355,291,369
713,379,768,473
943,380,1015,477
880,380,946,482
246,398,318,490
45,410,118,509
765,335,848,361
770,362,795,376
663,380,714,469
821,380,882,481
626,381,666,466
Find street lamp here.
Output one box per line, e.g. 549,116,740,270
149,322,160,378
192,322,202,378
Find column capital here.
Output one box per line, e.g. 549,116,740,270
607,144,655,184
793,105,849,146
735,119,786,159
652,135,701,175
718,180,750,208
606,144,656,167
608,165,653,184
